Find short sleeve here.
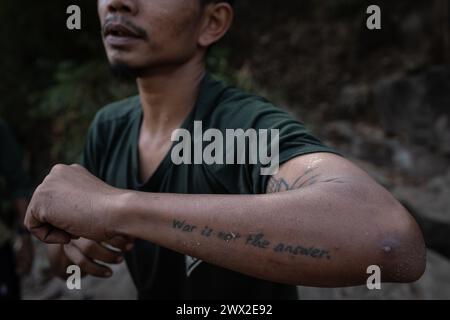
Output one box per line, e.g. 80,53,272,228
202,95,340,195
249,107,339,194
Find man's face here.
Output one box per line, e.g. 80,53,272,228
98,0,204,76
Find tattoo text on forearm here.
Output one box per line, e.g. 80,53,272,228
172,219,331,260
170,167,341,261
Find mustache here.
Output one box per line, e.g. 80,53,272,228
102,16,148,39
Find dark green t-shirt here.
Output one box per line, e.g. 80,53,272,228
81,73,337,299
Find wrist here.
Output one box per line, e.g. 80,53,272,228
107,190,139,237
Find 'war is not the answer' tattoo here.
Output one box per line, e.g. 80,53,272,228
173,219,241,243
266,167,346,193
245,233,330,260
172,219,331,260
273,242,331,260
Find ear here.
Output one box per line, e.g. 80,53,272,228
198,3,234,48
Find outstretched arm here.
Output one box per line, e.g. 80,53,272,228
25,153,426,287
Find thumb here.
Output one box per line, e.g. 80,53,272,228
28,223,72,244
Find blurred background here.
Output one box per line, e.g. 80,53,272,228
0,0,449,299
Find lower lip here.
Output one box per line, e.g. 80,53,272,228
105,35,142,47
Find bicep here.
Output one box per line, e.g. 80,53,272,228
266,153,376,193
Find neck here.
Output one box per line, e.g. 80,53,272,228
136,55,205,135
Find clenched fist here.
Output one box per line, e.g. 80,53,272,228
25,164,124,244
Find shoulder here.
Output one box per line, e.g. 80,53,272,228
92,95,140,128
210,85,299,130
84,95,140,149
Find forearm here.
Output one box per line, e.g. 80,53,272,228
25,158,426,286
112,181,425,287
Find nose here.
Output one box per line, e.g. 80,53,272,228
105,0,138,15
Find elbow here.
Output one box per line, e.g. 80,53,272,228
376,204,427,283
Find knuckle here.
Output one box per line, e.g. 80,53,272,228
28,202,38,214
41,176,50,187
33,184,44,198
29,199,47,221
51,164,66,175
34,182,49,201
27,204,41,223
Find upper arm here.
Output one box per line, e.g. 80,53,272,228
266,152,427,283
266,152,377,194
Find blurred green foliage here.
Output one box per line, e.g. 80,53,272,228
33,61,137,163
207,47,253,91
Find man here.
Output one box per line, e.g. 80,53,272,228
0,119,33,300
26,0,426,299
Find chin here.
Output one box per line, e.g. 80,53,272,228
110,62,144,80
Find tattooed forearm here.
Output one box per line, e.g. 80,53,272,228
266,167,345,193
273,243,331,260
173,220,241,242
245,233,270,249
172,219,197,232
200,226,214,237
218,231,242,242
172,219,332,261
